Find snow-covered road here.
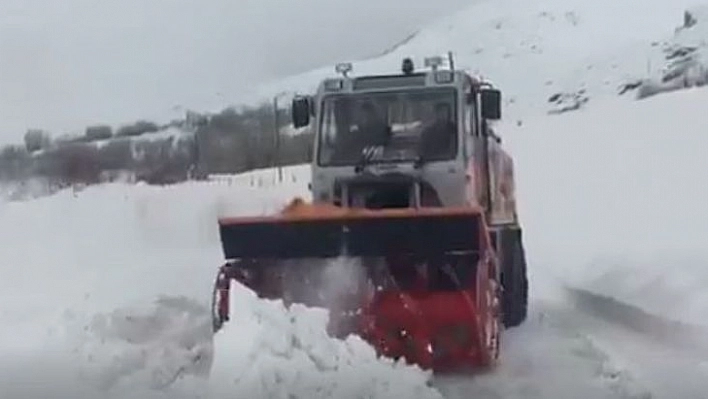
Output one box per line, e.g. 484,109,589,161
559,287,708,399
435,300,652,399
435,280,708,399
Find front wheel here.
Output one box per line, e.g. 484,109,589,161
502,239,528,328
211,264,232,333
481,275,502,366
210,261,261,333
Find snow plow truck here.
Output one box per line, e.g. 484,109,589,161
211,55,528,371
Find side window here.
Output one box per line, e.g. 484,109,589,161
464,102,475,157
318,100,336,163
464,102,472,134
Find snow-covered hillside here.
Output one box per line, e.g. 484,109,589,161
256,0,708,121
503,85,708,329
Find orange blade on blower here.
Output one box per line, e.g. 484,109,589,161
218,199,484,260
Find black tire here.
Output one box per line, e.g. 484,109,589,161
211,265,230,333
502,234,528,328
515,239,529,325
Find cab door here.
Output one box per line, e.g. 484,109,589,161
483,119,519,226
463,95,487,209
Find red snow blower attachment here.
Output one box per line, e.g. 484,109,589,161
212,198,501,370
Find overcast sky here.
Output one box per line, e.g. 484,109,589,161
0,0,473,143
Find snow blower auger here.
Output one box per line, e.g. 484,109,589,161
211,55,529,372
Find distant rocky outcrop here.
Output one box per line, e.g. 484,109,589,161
630,6,708,100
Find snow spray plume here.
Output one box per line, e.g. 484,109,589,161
319,257,371,335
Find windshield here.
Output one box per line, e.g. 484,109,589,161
317,88,458,166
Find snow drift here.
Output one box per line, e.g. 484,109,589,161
0,164,447,399
209,282,442,399
502,85,708,328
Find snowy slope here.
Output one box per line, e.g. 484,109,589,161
255,0,708,120
501,85,708,329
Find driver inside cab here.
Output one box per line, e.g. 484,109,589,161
331,101,391,163
354,102,391,148
418,102,457,160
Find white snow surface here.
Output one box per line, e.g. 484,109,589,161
0,165,446,399
209,282,442,399
256,0,708,120
502,85,708,328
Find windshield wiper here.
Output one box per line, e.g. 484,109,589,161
355,145,381,173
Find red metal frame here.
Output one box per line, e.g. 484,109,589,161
211,206,502,372
357,216,500,370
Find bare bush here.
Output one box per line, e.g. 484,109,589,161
86,125,113,141
2,100,315,193
24,129,52,153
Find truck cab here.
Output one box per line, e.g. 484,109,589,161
291,56,518,228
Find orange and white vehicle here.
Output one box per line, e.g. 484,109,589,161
212,55,529,371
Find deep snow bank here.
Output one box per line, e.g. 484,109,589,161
209,282,442,399
0,163,444,398
502,85,708,327
66,296,214,392
0,164,306,396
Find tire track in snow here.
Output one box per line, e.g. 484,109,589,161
565,286,708,357
549,286,708,399
434,301,652,399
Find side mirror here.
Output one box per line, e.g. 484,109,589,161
480,88,501,120
291,96,311,128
